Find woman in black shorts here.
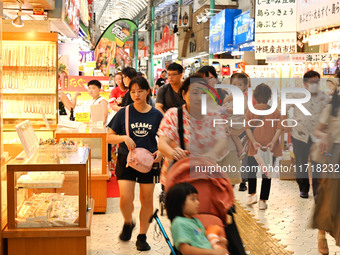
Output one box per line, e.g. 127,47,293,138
107,76,163,251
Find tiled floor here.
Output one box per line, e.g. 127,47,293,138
90,179,340,255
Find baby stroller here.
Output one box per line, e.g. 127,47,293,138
151,156,246,255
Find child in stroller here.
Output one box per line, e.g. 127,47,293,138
163,156,246,255
166,182,228,255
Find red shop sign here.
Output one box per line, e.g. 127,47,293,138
62,76,109,92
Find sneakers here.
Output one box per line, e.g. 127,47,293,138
246,194,258,205
259,200,268,210
119,222,135,241
238,182,247,192
136,234,151,251
300,192,309,199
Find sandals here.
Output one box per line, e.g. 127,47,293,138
318,232,329,255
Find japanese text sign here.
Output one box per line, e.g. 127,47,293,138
298,0,340,31
256,0,297,32
255,32,297,59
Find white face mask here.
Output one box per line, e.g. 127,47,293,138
308,83,319,93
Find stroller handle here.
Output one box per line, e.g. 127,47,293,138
149,209,159,223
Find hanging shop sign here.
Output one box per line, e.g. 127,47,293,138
255,32,297,59
79,0,89,26
95,19,137,76
265,54,291,63
88,0,94,20
265,53,335,63
178,5,192,28
298,0,340,32
329,42,340,54
154,26,175,55
79,51,95,64
245,65,280,78
303,53,334,62
233,11,255,46
307,30,340,46
65,0,80,35
255,0,297,33
209,9,242,54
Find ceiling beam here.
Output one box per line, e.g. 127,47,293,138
96,0,111,24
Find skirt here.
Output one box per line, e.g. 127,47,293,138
312,143,340,246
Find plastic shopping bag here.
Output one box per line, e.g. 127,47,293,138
254,148,273,179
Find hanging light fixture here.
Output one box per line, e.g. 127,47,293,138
12,2,24,27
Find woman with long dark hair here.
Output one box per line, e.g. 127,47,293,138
107,77,163,251
312,72,340,254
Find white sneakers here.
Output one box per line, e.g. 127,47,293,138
246,194,258,205
259,200,268,210
247,194,268,210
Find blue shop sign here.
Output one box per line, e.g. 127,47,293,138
209,9,241,54
233,11,255,46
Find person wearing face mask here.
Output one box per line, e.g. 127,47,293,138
288,71,329,199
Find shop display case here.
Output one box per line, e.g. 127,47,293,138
1,32,58,158
56,127,109,213
2,146,93,255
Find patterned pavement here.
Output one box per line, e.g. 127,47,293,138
89,179,340,255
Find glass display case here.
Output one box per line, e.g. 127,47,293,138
56,127,109,213
3,146,93,255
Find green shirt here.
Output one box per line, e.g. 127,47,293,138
171,216,212,250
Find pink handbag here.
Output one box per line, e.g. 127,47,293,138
125,105,154,173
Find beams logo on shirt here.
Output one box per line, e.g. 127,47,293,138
131,122,152,137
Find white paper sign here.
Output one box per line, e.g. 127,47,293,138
255,0,297,33
304,53,333,62
245,65,280,78
329,42,340,54
255,33,297,59
298,0,340,32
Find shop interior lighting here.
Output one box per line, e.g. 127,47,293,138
12,2,24,27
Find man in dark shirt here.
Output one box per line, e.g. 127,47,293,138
156,63,185,114
155,70,167,91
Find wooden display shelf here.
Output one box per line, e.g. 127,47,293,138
56,131,109,213
3,32,58,42
2,91,56,95
3,66,56,71
3,199,93,255
3,124,57,131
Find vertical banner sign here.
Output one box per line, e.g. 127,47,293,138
64,0,80,35
95,19,137,76
255,32,297,59
233,11,255,46
255,0,297,33
209,10,225,54
79,51,95,64
178,5,191,28
88,0,93,20
298,0,340,31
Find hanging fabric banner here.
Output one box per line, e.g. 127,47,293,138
95,19,137,76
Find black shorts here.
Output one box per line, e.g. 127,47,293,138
115,153,161,184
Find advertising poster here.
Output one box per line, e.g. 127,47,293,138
178,5,191,28
95,19,137,76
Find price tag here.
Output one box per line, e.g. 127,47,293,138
75,112,90,122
